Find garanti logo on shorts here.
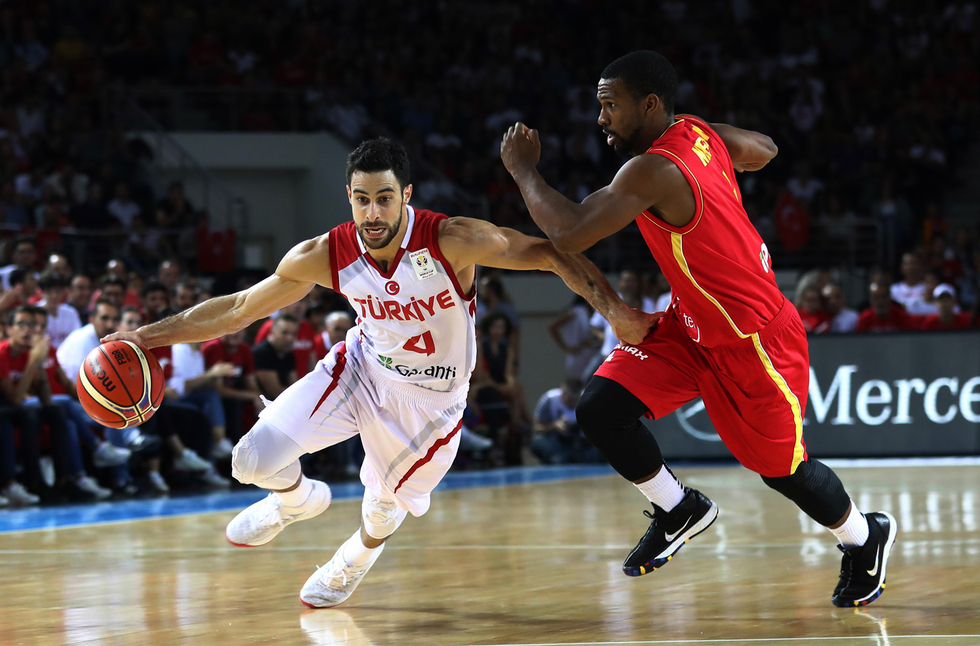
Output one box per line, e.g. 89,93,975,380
377,354,457,380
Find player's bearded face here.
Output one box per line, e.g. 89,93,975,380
357,205,403,250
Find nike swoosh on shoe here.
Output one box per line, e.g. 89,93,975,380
867,546,881,576
664,515,692,542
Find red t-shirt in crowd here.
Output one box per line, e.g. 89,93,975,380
313,331,331,361
797,307,830,333
202,339,256,388
150,346,174,381
254,318,315,377
855,305,913,332
0,341,58,392
919,313,973,330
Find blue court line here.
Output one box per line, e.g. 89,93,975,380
0,464,619,534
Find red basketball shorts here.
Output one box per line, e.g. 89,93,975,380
594,298,809,478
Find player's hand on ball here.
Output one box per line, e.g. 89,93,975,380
500,121,541,175
101,330,146,347
611,309,664,346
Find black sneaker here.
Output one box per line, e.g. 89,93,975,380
623,487,719,576
831,511,897,607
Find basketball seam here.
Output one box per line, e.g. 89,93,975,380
98,345,146,424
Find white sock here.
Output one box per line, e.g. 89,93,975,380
277,475,314,510
340,529,385,567
829,500,870,548
634,466,686,511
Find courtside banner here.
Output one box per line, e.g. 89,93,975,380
650,331,980,460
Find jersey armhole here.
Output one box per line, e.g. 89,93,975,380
644,149,704,235
327,226,353,299
426,214,476,302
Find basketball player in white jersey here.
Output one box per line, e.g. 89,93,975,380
104,138,640,608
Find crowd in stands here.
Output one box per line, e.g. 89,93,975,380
1,1,975,274
0,239,368,507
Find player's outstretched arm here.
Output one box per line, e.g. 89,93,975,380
707,122,778,172
440,218,659,344
500,122,677,253
103,235,331,349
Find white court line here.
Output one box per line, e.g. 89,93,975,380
2,537,978,555
822,456,980,468
457,637,980,646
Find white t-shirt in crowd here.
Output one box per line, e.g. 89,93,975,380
56,323,99,380
38,301,82,348
890,281,926,309
828,308,860,333
107,199,141,228
169,343,205,396
655,291,673,312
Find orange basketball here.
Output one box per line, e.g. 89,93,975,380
77,340,165,429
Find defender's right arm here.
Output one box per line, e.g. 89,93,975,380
707,122,778,172
104,234,332,349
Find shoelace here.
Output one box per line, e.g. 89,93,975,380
257,494,286,532
319,559,351,588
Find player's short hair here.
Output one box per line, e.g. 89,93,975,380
601,50,678,114
38,270,69,291
346,137,411,189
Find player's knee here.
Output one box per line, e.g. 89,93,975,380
230,432,259,485
361,490,408,540
575,388,606,440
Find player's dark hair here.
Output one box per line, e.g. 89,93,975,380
601,51,678,115
141,280,169,299
38,270,69,291
346,137,411,189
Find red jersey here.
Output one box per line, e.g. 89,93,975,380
43,346,67,395
150,346,174,381
255,318,315,377
202,339,255,388
919,313,973,330
855,305,913,332
637,116,785,347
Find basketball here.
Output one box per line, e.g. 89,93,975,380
77,340,166,429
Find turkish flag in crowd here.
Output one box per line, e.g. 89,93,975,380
774,190,810,253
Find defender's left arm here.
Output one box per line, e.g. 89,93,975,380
439,217,659,344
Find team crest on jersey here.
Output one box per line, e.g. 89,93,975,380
385,280,400,295
409,248,436,280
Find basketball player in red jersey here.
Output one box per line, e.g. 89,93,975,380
501,51,896,607
104,138,626,608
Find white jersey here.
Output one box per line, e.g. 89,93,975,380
328,206,477,393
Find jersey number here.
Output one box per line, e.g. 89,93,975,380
403,331,436,356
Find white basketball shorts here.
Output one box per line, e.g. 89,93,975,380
258,330,467,517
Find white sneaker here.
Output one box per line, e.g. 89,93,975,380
211,438,234,460
148,471,170,494
75,475,112,500
93,442,132,468
226,479,331,547
2,482,40,506
201,468,231,489
39,456,55,487
173,448,212,472
0,494,8,507
300,545,379,608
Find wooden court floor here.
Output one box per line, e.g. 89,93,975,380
1,464,978,646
